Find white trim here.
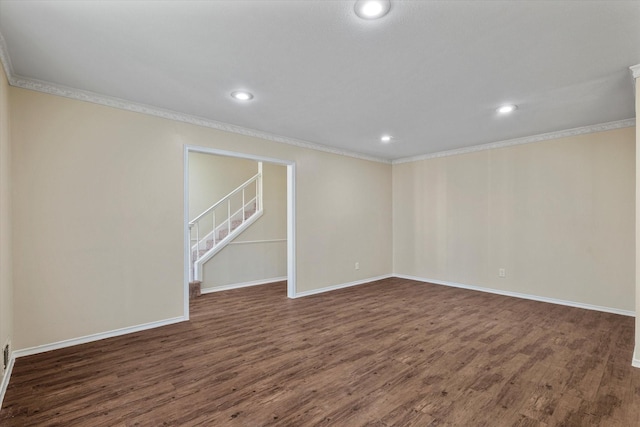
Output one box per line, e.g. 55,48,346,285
12,316,186,359
184,146,297,299
287,163,296,299
11,72,636,167
193,210,264,281
0,33,636,165
183,145,191,319
190,190,260,252
292,274,393,298
229,238,287,246
201,276,288,294
7,73,389,164
186,146,291,166
633,349,640,368
394,274,635,317
0,356,15,408
392,118,636,164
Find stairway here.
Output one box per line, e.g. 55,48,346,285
189,166,263,282
191,201,257,261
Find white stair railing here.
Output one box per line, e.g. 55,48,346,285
189,165,263,281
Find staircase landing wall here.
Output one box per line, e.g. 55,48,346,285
198,162,287,290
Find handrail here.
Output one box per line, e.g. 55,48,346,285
189,164,263,282
189,172,260,225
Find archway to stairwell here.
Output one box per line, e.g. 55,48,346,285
182,146,296,318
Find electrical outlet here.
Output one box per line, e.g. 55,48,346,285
498,268,506,278
355,262,360,270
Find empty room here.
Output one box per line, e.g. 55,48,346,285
0,0,639,425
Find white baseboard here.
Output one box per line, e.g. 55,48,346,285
394,274,635,317
201,276,287,294
633,349,640,369
293,274,393,298
0,355,15,408
12,316,187,359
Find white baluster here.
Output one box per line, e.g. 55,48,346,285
258,162,263,211
195,223,200,261
227,199,231,236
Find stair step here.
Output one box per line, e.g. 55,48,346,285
189,281,201,299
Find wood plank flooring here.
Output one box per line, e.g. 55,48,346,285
1,277,639,426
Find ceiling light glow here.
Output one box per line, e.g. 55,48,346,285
381,135,392,143
355,0,391,19
362,2,383,17
231,91,254,101
497,104,517,114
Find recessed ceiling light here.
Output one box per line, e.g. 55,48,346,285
497,104,517,114
355,0,391,19
231,91,254,101
381,135,392,143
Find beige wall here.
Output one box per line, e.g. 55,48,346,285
0,62,12,377
10,87,392,350
297,149,392,288
195,158,288,289
393,127,635,312
188,152,258,239
188,152,258,222
9,77,632,357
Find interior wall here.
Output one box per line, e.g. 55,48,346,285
10,87,392,350
393,127,635,313
190,154,287,289
188,152,257,222
0,57,13,379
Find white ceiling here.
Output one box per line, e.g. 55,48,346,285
0,0,638,161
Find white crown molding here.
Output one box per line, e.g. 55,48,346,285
8,73,391,164
392,118,636,165
0,28,384,164
0,29,635,166
15,72,634,166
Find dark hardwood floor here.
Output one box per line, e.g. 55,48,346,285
1,277,638,426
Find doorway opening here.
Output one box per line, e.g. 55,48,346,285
183,146,296,319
